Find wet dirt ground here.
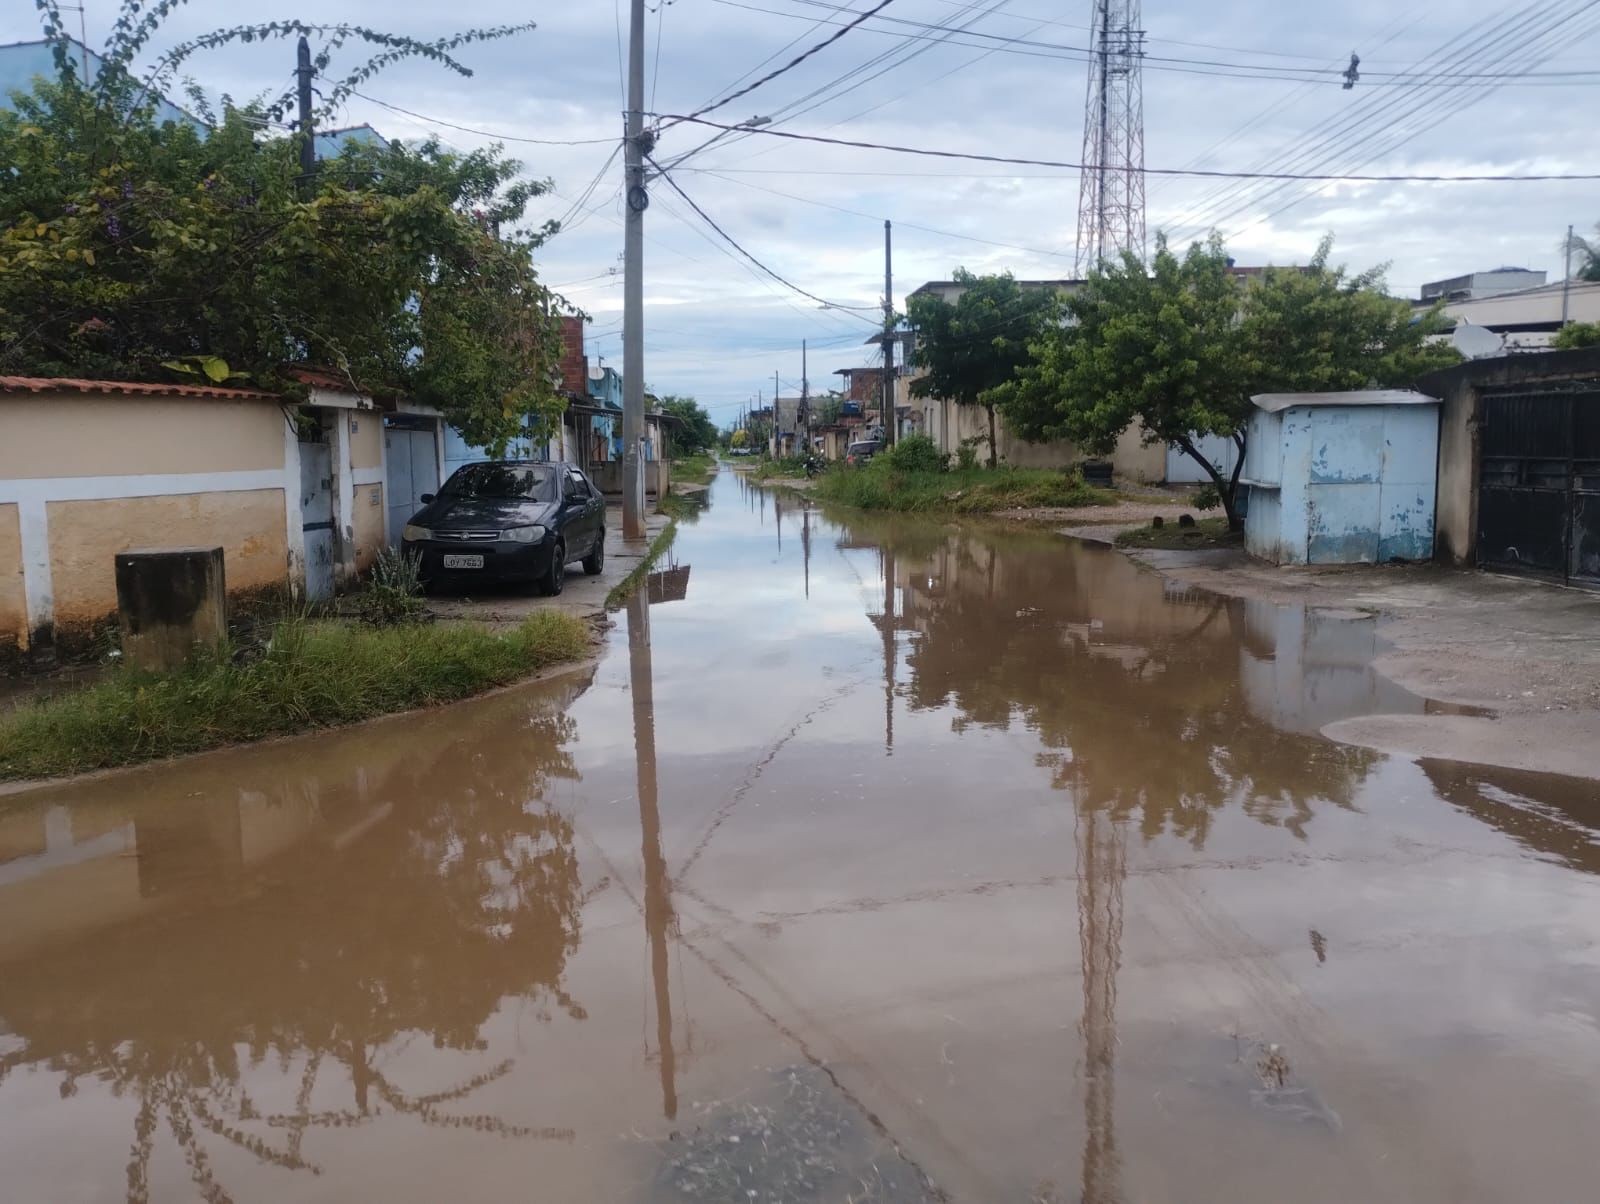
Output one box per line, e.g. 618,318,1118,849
3,471,1599,1203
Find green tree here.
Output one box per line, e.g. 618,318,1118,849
906,268,1062,468
998,236,1244,519
1553,320,1600,349
655,394,717,454
1564,223,1600,283
1,6,562,454
1000,234,1457,528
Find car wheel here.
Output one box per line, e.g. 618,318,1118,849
539,541,566,596
583,530,605,576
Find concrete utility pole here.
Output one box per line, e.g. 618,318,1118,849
774,369,781,457
800,339,810,450
1562,224,1575,328
295,36,316,192
882,220,896,446
621,0,649,538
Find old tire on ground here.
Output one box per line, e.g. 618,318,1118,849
584,530,606,576
540,541,566,596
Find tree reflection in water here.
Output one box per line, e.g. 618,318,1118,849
0,682,593,1199
888,527,1379,846
848,519,1385,1204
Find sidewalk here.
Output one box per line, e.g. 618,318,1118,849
423,506,671,628
1117,542,1600,781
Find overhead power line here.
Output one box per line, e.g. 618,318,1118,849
646,155,883,315
650,114,1600,182
347,89,618,145
705,0,1600,84
690,166,1073,258
666,0,899,130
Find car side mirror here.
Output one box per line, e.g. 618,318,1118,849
419,493,435,504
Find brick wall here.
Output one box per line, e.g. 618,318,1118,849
557,317,587,393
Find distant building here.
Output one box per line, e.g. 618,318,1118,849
1420,268,1547,303
0,36,201,129
1434,279,1600,352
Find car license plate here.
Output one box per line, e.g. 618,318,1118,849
442,554,483,569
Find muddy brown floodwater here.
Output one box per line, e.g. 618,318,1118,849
3,471,1599,1203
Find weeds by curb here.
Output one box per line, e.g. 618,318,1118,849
605,523,678,610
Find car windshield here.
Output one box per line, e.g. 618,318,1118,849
439,463,558,502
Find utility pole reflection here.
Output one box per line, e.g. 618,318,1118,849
627,589,677,1120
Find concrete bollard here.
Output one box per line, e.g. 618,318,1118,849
114,547,227,672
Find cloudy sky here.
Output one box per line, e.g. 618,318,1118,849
8,1,1597,423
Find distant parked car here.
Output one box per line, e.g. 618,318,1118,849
845,439,882,465
402,461,606,596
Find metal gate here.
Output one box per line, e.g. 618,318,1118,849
1477,386,1600,587
298,424,337,601
384,421,439,549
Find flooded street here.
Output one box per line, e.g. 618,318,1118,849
3,469,1599,1203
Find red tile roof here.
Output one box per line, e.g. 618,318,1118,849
0,375,280,401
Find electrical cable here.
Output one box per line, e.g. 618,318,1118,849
664,0,899,131
648,113,1600,182
689,166,1073,259
1169,0,1600,241
1226,7,1600,241
647,189,881,334
705,0,1600,83
674,0,1014,172
345,89,618,145
1161,0,1566,236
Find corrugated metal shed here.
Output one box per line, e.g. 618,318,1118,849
1242,391,1441,565
1250,389,1438,414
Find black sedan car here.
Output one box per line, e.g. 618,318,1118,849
401,461,606,595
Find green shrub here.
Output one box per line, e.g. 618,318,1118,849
812,463,1110,513
881,434,947,474
0,611,591,781
1192,482,1222,512
955,440,980,471
358,547,427,626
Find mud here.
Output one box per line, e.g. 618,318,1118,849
3,472,1600,1203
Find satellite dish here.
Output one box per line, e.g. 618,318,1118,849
588,361,605,381
1451,322,1505,360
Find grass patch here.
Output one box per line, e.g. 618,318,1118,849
811,464,1111,514
0,611,591,782
673,453,717,486
1114,516,1239,549
751,455,811,482
605,522,678,609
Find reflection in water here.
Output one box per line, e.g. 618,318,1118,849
879,523,1390,847
1421,759,1600,875
629,589,678,1121
1076,803,1125,1204
7,473,1600,1203
0,675,593,1196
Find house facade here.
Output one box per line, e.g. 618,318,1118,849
0,375,400,656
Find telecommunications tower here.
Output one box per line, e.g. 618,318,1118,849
1074,0,1147,273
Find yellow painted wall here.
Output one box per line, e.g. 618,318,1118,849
0,393,283,479
350,482,386,572
46,489,287,629
349,412,383,470
0,503,24,651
